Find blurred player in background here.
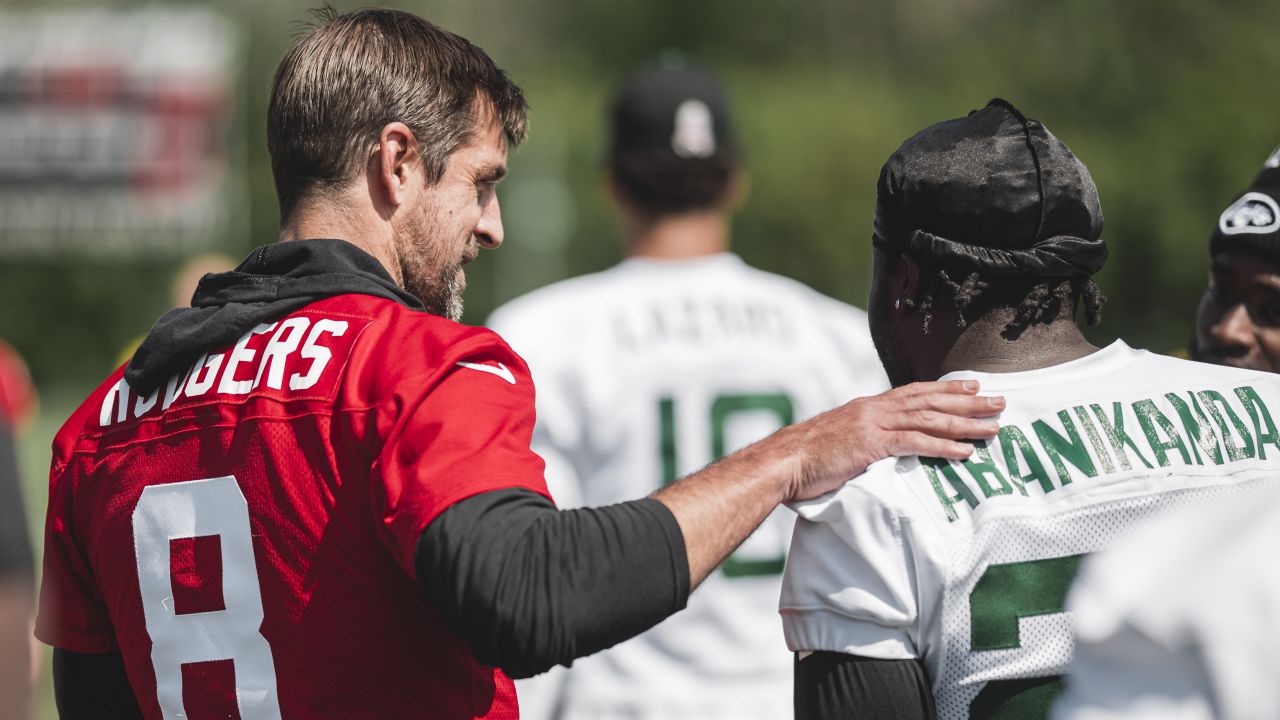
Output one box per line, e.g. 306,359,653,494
0,416,32,720
489,61,888,720
1191,146,1280,372
1054,481,1280,720
0,340,38,434
781,100,1280,720
0,340,36,720
34,10,1000,718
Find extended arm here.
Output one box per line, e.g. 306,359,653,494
417,489,686,678
417,381,1002,678
655,380,1002,587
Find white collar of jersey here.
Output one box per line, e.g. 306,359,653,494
938,339,1143,392
616,252,743,273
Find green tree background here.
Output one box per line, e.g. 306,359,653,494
4,0,1277,393
3,0,1277,715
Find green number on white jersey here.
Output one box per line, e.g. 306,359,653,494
659,392,794,578
968,553,1086,719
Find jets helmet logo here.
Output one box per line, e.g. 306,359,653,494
1219,192,1280,235
1265,143,1280,169
671,99,717,159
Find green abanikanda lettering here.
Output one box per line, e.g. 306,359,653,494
925,384,1279,522
1237,386,1280,460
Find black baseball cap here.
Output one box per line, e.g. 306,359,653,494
1210,145,1280,263
607,59,738,166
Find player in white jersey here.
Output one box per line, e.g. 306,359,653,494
1052,144,1280,720
1053,483,1280,720
1192,144,1280,372
781,99,1280,720
488,61,888,720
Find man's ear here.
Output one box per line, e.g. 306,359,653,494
724,168,750,211
374,122,419,209
879,250,921,306
900,254,923,304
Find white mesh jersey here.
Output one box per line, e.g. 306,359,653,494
1054,483,1280,720
781,341,1280,720
487,253,888,720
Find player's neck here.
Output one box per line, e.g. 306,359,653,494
935,312,1099,377
626,210,729,260
278,199,402,286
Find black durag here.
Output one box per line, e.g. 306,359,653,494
872,99,1107,280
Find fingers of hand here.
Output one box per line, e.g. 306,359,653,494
914,392,1006,418
895,379,980,399
898,410,999,440
891,432,976,461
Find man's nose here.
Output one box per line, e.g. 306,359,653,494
1208,303,1256,356
476,192,503,249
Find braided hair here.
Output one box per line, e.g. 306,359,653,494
879,99,1108,337
902,265,1105,336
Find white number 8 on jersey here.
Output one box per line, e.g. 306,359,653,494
132,476,282,719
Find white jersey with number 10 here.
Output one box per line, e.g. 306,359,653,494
488,253,888,720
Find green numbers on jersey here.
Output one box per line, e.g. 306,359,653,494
967,553,1086,719
659,393,794,578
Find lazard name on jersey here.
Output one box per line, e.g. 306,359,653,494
610,297,792,351
926,383,1278,522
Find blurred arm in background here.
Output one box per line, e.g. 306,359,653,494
0,415,33,720
0,340,37,720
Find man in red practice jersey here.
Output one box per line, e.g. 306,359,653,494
36,9,1003,719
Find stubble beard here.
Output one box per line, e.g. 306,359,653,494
397,228,468,322
403,255,465,322
396,196,476,321
440,268,464,322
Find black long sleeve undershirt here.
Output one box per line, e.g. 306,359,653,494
53,649,144,719
414,488,691,679
794,651,936,720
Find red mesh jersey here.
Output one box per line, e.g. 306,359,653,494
36,295,550,719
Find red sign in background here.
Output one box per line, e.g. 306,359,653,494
0,9,241,256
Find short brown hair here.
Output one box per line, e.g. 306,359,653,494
267,7,529,219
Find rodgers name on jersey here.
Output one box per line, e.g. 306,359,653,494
781,342,1280,720
99,314,362,428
